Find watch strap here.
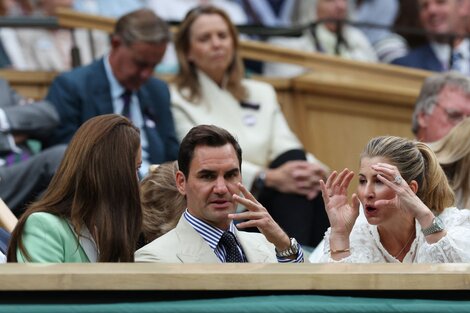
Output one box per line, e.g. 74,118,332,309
421,217,444,236
275,237,299,258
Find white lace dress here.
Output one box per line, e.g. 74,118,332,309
319,207,470,263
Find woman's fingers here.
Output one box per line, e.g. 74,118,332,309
320,179,330,204
341,170,355,190
372,163,399,182
325,170,338,189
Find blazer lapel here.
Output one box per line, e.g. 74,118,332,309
174,217,221,263
136,88,166,164
90,59,114,116
235,229,275,263
424,44,445,72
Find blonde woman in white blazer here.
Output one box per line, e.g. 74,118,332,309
170,5,330,248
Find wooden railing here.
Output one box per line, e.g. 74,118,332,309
1,263,469,291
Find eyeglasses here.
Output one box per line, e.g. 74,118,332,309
435,103,470,124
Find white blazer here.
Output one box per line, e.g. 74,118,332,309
135,215,279,263
170,70,325,187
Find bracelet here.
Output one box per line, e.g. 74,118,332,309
329,248,350,254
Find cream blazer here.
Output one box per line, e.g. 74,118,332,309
135,215,278,263
171,71,324,187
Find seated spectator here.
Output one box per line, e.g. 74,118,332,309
8,114,142,263
45,8,179,177
412,72,470,143
352,0,399,47
0,0,31,69
0,198,16,258
12,0,109,70
170,5,330,248
351,0,408,63
148,0,246,24
264,0,377,77
430,117,470,209
236,0,297,27
147,0,247,73
392,0,468,74
135,125,304,263
0,78,65,214
394,0,428,50
73,0,145,18
319,135,470,263
140,161,186,244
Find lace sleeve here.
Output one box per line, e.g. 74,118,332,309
416,208,470,263
319,224,387,263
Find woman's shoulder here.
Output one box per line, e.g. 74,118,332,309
242,78,276,93
25,212,68,229
169,84,194,105
439,207,470,227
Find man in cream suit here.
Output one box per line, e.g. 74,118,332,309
135,125,304,263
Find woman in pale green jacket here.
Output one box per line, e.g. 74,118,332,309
7,114,143,263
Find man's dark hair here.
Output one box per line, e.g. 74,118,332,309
114,8,171,46
178,125,242,177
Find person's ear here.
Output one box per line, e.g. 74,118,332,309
417,110,429,129
409,180,419,194
187,50,194,63
111,35,123,50
175,171,187,196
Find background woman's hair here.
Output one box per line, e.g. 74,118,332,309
430,118,470,209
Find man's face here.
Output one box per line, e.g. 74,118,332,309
419,0,460,38
109,37,167,91
417,86,470,142
316,0,348,32
458,0,470,34
176,144,241,230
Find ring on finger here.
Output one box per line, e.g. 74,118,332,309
393,175,402,185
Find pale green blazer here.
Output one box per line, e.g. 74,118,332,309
17,212,90,263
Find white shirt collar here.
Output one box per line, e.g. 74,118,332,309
103,54,127,100
431,39,470,71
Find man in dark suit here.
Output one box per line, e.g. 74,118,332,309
0,79,65,214
392,0,467,73
45,9,179,175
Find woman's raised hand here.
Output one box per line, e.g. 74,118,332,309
371,163,430,220
320,169,360,236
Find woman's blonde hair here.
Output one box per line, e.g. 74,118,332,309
173,5,247,103
430,118,470,209
362,136,454,214
140,161,186,242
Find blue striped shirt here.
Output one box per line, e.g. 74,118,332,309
183,210,303,263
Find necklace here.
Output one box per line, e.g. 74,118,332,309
393,229,416,259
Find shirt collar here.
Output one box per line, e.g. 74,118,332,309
183,209,237,251
103,54,127,100
431,39,470,69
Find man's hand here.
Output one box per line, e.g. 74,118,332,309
265,160,327,200
229,183,291,251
